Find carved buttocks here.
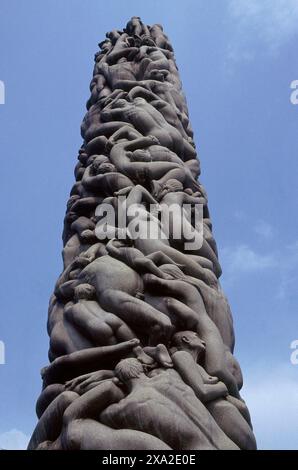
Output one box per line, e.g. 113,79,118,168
29,17,256,451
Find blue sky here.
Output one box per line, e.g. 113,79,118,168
0,0,297,450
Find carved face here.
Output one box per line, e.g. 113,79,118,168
183,332,206,351
173,331,206,352
98,163,116,174
150,70,166,81
92,157,111,174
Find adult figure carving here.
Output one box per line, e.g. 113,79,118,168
100,358,238,450
170,331,256,449
101,97,196,160
112,184,218,287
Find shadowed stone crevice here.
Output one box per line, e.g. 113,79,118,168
29,17,256,451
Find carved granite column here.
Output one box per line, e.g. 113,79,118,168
29,17,256,450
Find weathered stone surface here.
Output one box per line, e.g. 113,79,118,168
29,17,256,450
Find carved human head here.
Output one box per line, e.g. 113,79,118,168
171,331,206,353
74,283,96,301
66,195,80,211
98,39,111,52
162,179,183,195
115,358,144,383
91,156,111,174
149,69,168,81
98,162,116,174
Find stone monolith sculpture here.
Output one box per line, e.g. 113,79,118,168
29,17,256,450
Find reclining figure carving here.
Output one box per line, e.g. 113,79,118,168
30,17,256,450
